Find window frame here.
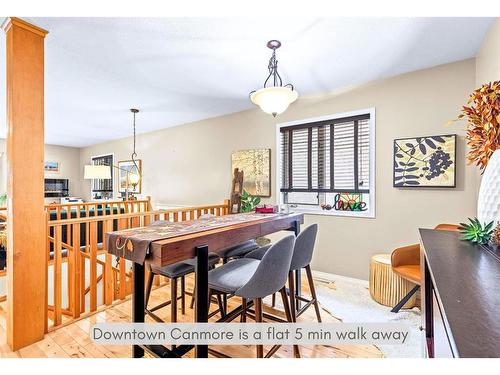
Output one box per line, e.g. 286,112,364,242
276,108,376,218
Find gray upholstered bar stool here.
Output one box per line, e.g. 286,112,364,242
207,235,298,358
145,254,221,323
246,224,322,323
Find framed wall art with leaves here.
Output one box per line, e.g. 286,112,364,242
393,134,456,188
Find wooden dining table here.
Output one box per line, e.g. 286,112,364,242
106,212,304,358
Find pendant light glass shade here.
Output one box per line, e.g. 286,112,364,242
250,86,299,117
128,172,141,185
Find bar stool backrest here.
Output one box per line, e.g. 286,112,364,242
235,234,295,299
290,224,318,271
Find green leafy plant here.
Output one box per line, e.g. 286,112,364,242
240,190,261,213
459,218,494,245
0,194,6,208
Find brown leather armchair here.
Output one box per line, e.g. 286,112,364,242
390,223,460,312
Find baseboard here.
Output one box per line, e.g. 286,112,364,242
312,270,369,287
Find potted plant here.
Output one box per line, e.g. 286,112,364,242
240,190,261,213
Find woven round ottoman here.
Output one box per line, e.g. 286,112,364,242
369,253,417,309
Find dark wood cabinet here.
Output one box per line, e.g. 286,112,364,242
420,229,500,358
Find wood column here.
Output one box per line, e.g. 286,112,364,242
2,17,48,350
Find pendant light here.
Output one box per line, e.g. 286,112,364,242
250,40,298,117
128,108,141,188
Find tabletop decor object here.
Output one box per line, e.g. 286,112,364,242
455,81,500,172
393,134,456,187
231,149,271,197
459,217,494,245
255,204,278,213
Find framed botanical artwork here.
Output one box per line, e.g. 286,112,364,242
393,134,456,188
118,159,142,194
231,149,271,197
44,161,60,173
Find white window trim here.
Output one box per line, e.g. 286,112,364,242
275,108,376,218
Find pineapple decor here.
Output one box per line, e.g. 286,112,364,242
459,218,494,245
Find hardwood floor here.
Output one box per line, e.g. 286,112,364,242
0,274,383,358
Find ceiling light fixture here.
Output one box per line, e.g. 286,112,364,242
250,40,298,117
128,108,141,188
83,109,142,201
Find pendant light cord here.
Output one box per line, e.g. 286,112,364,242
131,109,141,178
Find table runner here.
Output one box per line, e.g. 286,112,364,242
106,212,281,264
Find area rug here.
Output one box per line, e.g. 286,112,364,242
314,276,423,358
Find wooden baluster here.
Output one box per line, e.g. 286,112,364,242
54,225,62,327
72,223,81,318
67,223,74,315
224,199,231,215
173,212,179,222
89,221,98,312
103,219,114,305
181,211,187,222
45,213,50,333
144,213,151,226
80,222,86,315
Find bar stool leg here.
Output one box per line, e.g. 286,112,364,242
288,271,297,322
171,277,178,323
241,298,247,322
271,293,276,307
254,298,264,358
190,281,196,309
181,275,186,315
280,287,300,358
216,293,225,318
305,265,322,323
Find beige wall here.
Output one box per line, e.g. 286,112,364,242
476,19,500,85
80,59,477,280
0,139,81,200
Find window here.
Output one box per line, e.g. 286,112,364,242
90,154,113,199
277,109,375,217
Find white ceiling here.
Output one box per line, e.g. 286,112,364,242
0,17,495,147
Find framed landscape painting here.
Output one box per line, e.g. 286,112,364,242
393,134,456,188
44,161,60,173
231,149,271,197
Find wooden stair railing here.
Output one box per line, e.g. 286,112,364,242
45,199,230,331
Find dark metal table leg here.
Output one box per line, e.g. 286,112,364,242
133,262,145,358
293,220,302,311
195,245,209,358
